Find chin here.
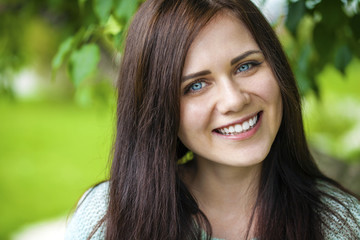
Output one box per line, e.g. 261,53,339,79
230,145,271,167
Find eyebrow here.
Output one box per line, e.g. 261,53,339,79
182,50,263,82
230,50,263,65
182,70,211,82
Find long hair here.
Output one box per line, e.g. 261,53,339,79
104,0,359,239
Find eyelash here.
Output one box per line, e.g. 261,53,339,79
183,61,263,94
184,79,207,94
235,61,262,74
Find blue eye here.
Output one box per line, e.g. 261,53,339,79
190,82,205,91
237,63,252,72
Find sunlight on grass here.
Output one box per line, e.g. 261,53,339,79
0,100,114,239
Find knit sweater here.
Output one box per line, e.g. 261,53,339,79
65,181,360,240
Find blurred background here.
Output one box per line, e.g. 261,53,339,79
0,0,359,239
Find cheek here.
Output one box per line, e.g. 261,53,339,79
267,84,282,111
251,74,283,124
179,99,210,136
262,79,283,128
253,73,281,107
267,81,283,117
255,76,277,97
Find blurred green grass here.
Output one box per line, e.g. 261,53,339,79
0,99,114,239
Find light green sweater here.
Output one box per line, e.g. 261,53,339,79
65,181,360,240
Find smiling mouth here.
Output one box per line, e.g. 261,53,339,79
214,112,262,135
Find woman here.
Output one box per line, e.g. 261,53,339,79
65,0,360,239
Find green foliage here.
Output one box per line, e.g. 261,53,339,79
284,0,360,95
0,0,144,96
51,37,76,78
1,0,359,96
50,0,144,86
93,0,113,24
69,44,100,86
303,58,360,162
113,0,139,21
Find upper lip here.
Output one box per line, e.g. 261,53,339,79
214,111,261,130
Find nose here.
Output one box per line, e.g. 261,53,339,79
216,77,250,114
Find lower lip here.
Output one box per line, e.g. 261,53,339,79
213,112,263,140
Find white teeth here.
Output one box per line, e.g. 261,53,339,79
249,115,257,127
229,126,235,133
217,113,259,135
235,124,242,132
242,121,249,130
249,118,254,127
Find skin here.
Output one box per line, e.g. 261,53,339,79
178,12,283,239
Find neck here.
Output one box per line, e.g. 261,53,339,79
183,158,262,239
191,158,261,208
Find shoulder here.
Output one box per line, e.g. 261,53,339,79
65,181,109,240
317,181,360,239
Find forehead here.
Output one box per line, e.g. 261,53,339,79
183,12,259,73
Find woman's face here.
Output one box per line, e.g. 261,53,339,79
178,13,283,168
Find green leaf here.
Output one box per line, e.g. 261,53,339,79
334,45,352,75
78,0,89,10
313,22,336,61
113,0,138,22
285,0,306,36
350,14,360,40
93,0,113,25
297,42,312,72
315,1,346,29
104,15,123,35
295,69,312,96
51,36,75,80
51,28,87,81
68,44,100,86
114,31,125,50
293,43,314,95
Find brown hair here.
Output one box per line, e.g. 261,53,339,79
102,0,360,239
